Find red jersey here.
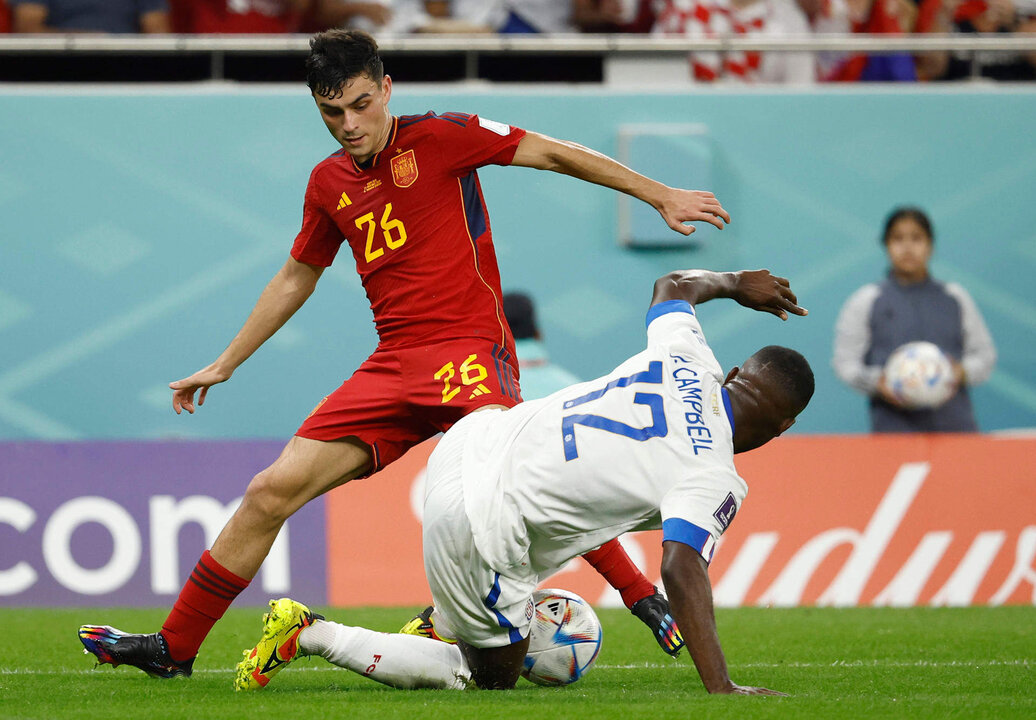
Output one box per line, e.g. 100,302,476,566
292,112,527,352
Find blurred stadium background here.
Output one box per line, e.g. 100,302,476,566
1,12,1034,616
2,82,1033,438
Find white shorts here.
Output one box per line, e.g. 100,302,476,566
423,420,536,649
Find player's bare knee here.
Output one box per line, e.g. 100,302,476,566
240,468,303,525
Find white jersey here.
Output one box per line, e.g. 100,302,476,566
449,299,747,579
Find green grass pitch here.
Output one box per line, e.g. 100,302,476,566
1,606,1032,720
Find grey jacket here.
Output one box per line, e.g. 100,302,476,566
833,274,996,432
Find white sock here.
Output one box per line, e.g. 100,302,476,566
299,619,470,690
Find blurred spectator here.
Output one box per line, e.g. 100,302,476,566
330,0,481,35
833,207,996,433
1,1,11,31
310,0,395,32
303,1,498,35
448,0,506,30
925,0,1036,81
652,0,817,83
913,0,952,80
170,1,395,34
170,0,304,33
502,291,582,400
11,0,170,33
449,0,646,34
391,0,499,33
449,0,575,33
326,0,500,34
820,0,918,81
1023,0,1036,72
799,0,854,80
374,0,436,33
573,0,652,30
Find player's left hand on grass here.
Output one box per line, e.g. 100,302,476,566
656,188,731,234
725,684,788,696
732,270,808,321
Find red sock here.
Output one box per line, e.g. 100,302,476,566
160,550,249,662
582,539,656,610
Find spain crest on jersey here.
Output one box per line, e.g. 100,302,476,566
391,149,418,188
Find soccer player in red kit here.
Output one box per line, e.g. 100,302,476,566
79,29,729,680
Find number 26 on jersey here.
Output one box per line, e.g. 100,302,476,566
355,202,407,263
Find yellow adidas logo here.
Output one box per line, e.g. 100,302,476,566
468,384,491,399
336,192,352,210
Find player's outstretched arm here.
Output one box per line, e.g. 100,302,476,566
651,269,808,321
660,540,786,696
509,131,730,234
170,257,324,414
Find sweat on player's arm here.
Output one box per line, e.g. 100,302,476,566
509,131,731,234
231,267,812,694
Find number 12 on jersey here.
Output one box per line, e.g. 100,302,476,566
561,361,668,461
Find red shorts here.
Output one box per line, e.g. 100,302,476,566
296,339,521,473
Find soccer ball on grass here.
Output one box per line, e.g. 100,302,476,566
520,588,602,686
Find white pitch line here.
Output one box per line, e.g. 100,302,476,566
3,658,1030,676
597,659,1032,670
738,659,1032,669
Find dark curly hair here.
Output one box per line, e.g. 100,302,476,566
306,29,384,99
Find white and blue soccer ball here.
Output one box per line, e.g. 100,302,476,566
884,341,956,410
521,588,602,687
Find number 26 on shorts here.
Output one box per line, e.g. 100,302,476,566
434,354,491,404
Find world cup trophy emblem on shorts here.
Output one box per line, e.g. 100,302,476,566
391,149,419,188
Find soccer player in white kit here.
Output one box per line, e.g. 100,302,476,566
236,268,812,695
